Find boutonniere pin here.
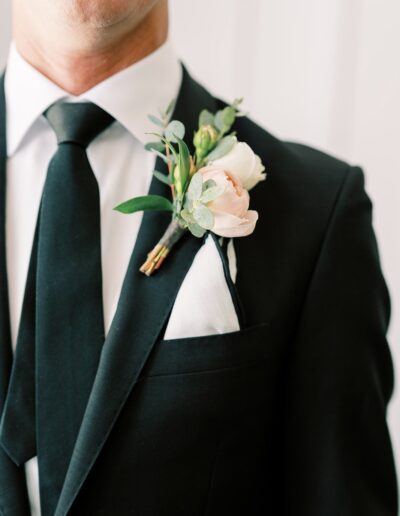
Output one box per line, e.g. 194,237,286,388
114,99,266,275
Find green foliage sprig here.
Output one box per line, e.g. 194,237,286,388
114,98,244,240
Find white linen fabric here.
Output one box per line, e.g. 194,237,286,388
163,235,239,339
4,42,238,515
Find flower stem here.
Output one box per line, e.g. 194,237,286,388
139,219,187,276
165,143,175,200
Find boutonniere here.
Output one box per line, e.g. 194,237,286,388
114,99,266,276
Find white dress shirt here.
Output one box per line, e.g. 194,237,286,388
5,41,183,345
4,41,238,515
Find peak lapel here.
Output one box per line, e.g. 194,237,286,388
0,74,31,514
56,67,218,515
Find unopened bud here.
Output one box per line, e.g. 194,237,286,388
193,125,219,162
173,165,183,197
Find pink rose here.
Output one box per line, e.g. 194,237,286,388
198,165,258,238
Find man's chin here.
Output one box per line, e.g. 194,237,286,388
60,0,160,30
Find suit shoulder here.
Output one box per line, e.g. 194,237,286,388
214,93,353,193
234,113,351,186
232,113,359,213
229,113,366,251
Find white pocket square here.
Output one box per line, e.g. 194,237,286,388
163,235,240,340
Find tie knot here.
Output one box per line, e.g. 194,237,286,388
44,102,115,148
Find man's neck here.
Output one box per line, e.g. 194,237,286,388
12,1,168,96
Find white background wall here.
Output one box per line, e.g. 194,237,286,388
1,0,399,498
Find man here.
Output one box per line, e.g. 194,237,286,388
0,0,397,515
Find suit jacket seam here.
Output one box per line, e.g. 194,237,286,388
142,356,266,379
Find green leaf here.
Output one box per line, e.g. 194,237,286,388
188,223,207,238
203,179,217,190
146,142,176,165
199,109,215,127
148,114,164,127
214,110,225,132
114,195,173,214
187,172,203,200
183,194,192,210
222,106,236,129
232,97,244,108
145,141,165,153
214,106,236,134
200,185,225,203
193,204,214,230
153,170,172,185
175,135,191,196
180,209,195,224
165,98,176,116
152,150,172,164
165,120,185,142
206,135,236,162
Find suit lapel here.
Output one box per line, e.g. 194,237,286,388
0,74,31,515
56,67,218,515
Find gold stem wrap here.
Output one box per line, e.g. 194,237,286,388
139,219,187,276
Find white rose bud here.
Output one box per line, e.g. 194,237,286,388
210,141,266,190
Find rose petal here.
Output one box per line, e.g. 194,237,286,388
199,166,250,217
212,210,259,238
210,184,249,218
242,155,267,190
212,142,255,187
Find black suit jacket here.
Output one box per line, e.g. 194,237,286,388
0,68,397,515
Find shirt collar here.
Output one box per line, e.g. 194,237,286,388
5,40,182,156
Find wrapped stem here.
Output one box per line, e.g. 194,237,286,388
140,218,187,276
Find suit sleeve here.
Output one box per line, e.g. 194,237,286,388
284,166,398,515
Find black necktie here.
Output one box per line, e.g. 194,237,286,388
0,102,114,507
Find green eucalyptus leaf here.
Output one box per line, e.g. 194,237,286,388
152,150,172,164
222,106,236,129
214,106,236,134
203,179,217,190
200,185,225,204
214,110,224,132
187,172,203,200
175,135,191,196
183,194,193,210
180,209,195,224
205,135,236,162
148,114,164,127
193,204,214,230
165,120,185,142
188,223,207,238
166,98,176,116
199,109,215,127
114,195,173,214
153,170,172,185
232,97,244,108
145,141,166,153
